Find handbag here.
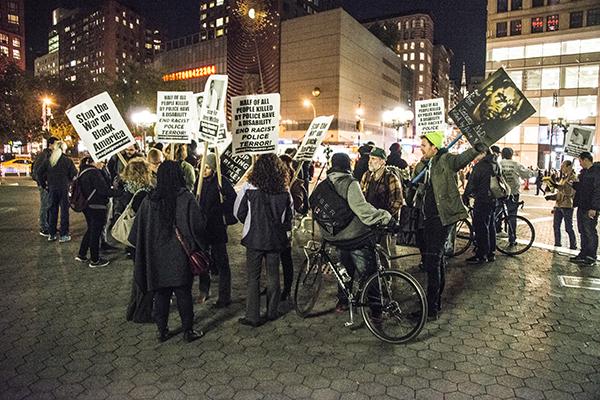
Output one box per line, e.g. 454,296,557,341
111,189,145,247
175,227,211,276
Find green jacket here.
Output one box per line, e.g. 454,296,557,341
414,148,479,226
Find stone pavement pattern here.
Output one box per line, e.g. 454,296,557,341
0,183,599,400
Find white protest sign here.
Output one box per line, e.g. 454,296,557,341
294,115,334,162
231,93,280,156
65,91,135,162
415,98,445,136
156,91,197,143
565,125,595,157
199,75,228,143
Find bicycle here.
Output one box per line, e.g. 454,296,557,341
455,197,535,256
293,226,428,344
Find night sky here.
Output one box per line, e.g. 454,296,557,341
25,0,487,81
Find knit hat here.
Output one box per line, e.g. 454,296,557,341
422,131,445,149
331,153,351,172
389,142,401,153
204,153,217,171
370,147,386,160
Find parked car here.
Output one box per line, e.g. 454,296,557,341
0,155,33,176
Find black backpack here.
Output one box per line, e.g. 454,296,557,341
309,178,355,235
69,168,96,212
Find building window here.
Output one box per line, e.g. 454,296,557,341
7,14,19,25
0,45,8,56
216,28,224,37
12,37,20,47
570,11,584,28
588,9,600,26
115,16,119,22
497,0,508,12
510,20,522,35
532,0,544,7
496,22,507,37
410,53,415,60
420,41,424,48
565,65,599,88
0,33,7,44
403,43,408,50
419,75,424,82
403,53,408,61
419,52,425,60
531,17,544,33
547,15,559,31
418,87,424,95
12,49,20,60
216,17,223,27
548,0,559,5
541,67,560,89
419,63,424,71
524,69,541,90
411,64,415,70
410,42,415,49
511,0,522,11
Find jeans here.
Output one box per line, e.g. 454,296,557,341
336,245,376,304
78,208,107,262
553,207,576,248
198,242,232,303
505,195,519,244
245,248,280,322
422,216,452,314
153,285,194,333
38,187,51,232
576,208,598,259
473,201,496,258
48,186,70,236
280,246,293,298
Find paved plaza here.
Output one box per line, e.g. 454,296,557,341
0,180,599,400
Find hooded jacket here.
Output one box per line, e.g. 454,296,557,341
77,165,119,209
573,162,600,211
463,153,501,204
500,159,534,195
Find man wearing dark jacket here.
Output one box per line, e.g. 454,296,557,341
353,141,374,181
571,151,600,266
463,150,500,264
387,142,408,170
32,137,58,236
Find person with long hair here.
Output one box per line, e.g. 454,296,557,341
129,161,205,342
39,140,78,242
234,154,293,326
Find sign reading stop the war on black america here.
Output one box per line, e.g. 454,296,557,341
156,91,197,143
294,115,334,162
66,92,136,162
231,93,280,156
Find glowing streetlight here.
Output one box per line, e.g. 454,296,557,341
41,96,54,132
303,99,316,119
248,8,256,20
131,110,157,150
382,106,414,140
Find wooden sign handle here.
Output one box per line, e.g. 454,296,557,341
195,142,209,200
214,146,224,203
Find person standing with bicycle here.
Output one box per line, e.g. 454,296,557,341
415,131,483,320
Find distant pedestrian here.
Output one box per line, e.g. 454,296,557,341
353,141,374,181
129,160,206,342
31,136,58,237
386,143,408,170
234,154,293,327
39,141,77,242
549,160,577,249
535,170,545,195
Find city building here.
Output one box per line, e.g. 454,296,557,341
280,8,414,149
363,13,435,102
34,52,58,77
448,80,463,111
144,28,163,64
0,0,25,70
432,44,453,115
486,0,600,168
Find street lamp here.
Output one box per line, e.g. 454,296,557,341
545,92,566,171
382,106,414,141
41,96,53,133
302,99,316,119
131,110,157,150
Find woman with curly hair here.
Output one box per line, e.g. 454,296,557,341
234,153,293,327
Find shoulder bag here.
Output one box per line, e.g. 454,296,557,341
175,227,211,276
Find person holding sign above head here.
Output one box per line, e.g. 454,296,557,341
196,153,236,309
129,161,206,343
234,154,294,327
414,131,483,320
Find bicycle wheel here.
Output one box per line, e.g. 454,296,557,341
496,215,535,255
359,270,427,344
294,254,324,317
453,218,473,257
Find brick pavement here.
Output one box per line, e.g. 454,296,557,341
0,183,599,400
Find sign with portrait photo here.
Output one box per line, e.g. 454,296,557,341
66,92,136,162
231,93,280,156
294,115,334,162
199,75,228,143
565,125,595,157
449,68,535,147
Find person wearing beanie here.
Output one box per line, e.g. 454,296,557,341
195,153,237,308
311,152,391,313
353,142,374,181
413,131,484,320
387,142,408,170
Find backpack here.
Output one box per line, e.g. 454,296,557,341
490,173,511,199
309,178,355,235
111,189,146,247
69,168,97,212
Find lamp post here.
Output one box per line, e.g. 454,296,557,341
131,110,157,151
302,99,316,119
41,97,53,133
382,106,414,142
545,92,566,171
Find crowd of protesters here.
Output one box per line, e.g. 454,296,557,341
29,131,599,341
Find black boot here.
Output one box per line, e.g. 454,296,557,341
184,329,204,342
157,329,172,343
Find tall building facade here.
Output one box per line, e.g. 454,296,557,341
432,44,453,115
0,0,24,70
487,0,600,168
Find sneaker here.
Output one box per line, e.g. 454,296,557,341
554,243,562,248
578,257,597,266
89,258,110,268
569,254,585,263
48,234,58,242
39,230,50,237
466,256,486,265
59,235,71,243
486,253,496,262
75,255,88,263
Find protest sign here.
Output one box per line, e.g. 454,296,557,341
449,68,535,147
565,125,595,157
221,144,252,186
199,75,228,143
156,91,197,143
66,92,135,162
415,98,445,136
231,93,280,156
294,115,334,162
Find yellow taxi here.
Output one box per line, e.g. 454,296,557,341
0,155,33,176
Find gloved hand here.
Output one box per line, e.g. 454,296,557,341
474,142,488,153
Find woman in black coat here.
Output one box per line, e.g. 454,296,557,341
129,161,206,343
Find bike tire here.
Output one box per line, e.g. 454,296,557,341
496,215,535,256
293,255,324,318
453,218,473,257
359,270,427,344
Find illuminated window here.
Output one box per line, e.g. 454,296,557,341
115,16,119,22
403,43,408,50
216,28,224,37
216,0,224,5
0,45,8,56
565,65,599,88
588,8,600,26
410,42,415,49
547,15,559,31
12,50,20,60
497,0,508,12
70,60,76,66
403,53,408,61
70,75,77,81
541,67,559,89
570,11,583,28
496,21,507,37
419,75,423,82
419,41,424,48
419,52,425,60
410,53,415,60
510,20,521,35
200,13,207,20
531,17,544,33
524,69,541,90
7,14,19,25
136,18,140,24
216,17,223,27
525,43,542,58
419,63,424,71
0,33,7,44
130,23,133,29
209,2,215,8
201,3,207,10
411,64,415,70
507,70,523,89
418,87,424,95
